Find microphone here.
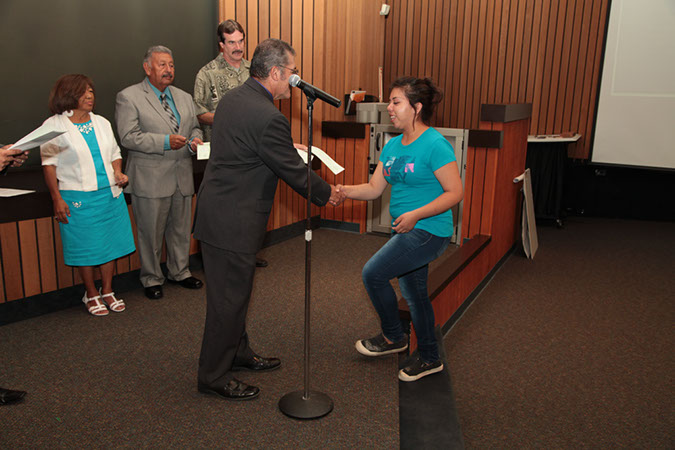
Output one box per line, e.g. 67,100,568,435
289,74,341,108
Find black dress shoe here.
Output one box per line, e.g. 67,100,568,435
168,276,203,289
198,379,259,401
144,285,163,299
255,258,268,268
0,387,26,405
232,355,281,372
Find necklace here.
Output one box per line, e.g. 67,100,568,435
75,121,93,135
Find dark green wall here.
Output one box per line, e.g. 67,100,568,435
0,0,218,167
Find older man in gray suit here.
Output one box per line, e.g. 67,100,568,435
116,45,204,300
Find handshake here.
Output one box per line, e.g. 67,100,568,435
329,184,347,207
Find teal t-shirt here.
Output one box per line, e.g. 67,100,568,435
379,127,456,237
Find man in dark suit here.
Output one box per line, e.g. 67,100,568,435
116,46,204,300
193,38,342,400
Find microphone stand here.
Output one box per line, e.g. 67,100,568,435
279,94,334,419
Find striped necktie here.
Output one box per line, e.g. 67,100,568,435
160,93,179,133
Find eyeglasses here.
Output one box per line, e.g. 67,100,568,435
278,65,299,75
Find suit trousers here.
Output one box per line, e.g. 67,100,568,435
198,241,256,387
131,192,192,287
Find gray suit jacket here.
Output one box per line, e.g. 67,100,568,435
115,78,203,198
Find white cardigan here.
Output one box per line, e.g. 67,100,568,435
40,112,124,197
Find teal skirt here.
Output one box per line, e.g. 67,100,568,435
59,188,136,266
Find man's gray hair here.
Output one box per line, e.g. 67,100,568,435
250,39,295,79
143,45,173,64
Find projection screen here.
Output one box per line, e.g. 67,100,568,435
591,0,675,169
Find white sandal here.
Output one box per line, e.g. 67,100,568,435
82,293,108,316
100,290,126,313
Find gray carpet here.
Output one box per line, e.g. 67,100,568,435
1,230,401,448
444,218,675,448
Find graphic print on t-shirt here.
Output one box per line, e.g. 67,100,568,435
383,155,415,183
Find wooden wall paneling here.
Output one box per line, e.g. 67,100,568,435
435,0,451,125
578,0,609,160
52,220,73,290
269,0,281,38
562,0,586,137
544,1,566,133
342,139,355,224
468,147,487,239
290,0,304,226
334,138,346,222
529,0,549,132
420,0,432,76
236,0,247,25
505,1,527,103
540,1,560,133
429,0,443,86
0,223,23,301
479,148,499,236
35,217,57,294
518,0,541,103
356,132,369,232
326,137,339,221
280,0,294,228
477,0,494,123
460,143,476,239
443,0,459,125
383,0,396,89
17,221,40,297
464,0,481,125
555,0,578,132
258,0,270,42
468,0,486,127
246,0,259,52
291,0,303,144
312,0,325,148
485,0,502,106
455,1,472,127
570,0,592,157
220,0,236,19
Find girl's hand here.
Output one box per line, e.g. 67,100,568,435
392,211,419,233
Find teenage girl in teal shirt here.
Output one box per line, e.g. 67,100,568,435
337,77,464,382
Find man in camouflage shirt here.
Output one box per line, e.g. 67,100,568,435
193,19,250,142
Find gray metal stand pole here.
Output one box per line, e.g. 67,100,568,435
278,95,333,420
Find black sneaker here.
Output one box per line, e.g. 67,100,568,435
355,333,408,357
398,357,443,382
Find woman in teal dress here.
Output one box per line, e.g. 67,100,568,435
41,74,136,317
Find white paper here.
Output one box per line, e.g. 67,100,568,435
197,142,210,160
9,122,66,151
296,146,344,175
0,188,36,197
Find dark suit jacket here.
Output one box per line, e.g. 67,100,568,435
193,78,331,253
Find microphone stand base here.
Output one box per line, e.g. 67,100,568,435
279,390,334,420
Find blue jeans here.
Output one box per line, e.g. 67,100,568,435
362,228,451,363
